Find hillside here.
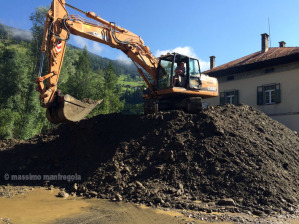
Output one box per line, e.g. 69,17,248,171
0,23,139,78
0,23,32,42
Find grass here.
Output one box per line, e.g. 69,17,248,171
118,74,145,91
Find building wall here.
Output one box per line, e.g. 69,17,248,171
204,62,299,131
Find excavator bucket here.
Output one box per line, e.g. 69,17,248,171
46,94,103,124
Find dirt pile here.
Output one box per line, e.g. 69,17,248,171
0,104,299,216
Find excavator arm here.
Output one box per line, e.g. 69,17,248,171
35,0,159,123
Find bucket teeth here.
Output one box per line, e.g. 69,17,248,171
46,94,103,124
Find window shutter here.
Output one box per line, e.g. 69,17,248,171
257,86,263,105
220,92,225,105
234,90,239,105
275,83,281,103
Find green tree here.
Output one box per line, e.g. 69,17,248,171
121,87,144,114
0,39,33,139
0,109,20,139
96,63,125,114
17,6,49,139
30,6,49,74
59,46,80,86
0,24,13,40
64,47,98,99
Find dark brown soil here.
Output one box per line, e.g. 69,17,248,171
81,98,100,104
0,104,299,217
0,139,24,151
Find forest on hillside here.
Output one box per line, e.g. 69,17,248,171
0,7,144,140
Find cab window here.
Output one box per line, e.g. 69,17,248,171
157,59,172,89
189,58,200,76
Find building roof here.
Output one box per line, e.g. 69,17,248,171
204,47,299,76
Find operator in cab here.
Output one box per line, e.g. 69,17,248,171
174,62,186,87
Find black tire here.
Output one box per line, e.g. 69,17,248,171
144,99,158,115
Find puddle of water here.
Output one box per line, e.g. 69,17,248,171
1,188,298,224
139,204,184,217
0,188,90,224
138,204,218,224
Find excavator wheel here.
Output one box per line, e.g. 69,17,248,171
46,94,103,124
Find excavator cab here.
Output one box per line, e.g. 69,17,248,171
157,53,203,91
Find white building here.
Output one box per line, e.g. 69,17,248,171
203,33,299,131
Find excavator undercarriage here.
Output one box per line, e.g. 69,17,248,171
144,97,203,115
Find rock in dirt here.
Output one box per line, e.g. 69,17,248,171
216,198,236,206
57,191,69,198
71,183,78,192
88,191,98,198
114,193,122,201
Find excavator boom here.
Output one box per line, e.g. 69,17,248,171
35,0,158,123
35,0,218,123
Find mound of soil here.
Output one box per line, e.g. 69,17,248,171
0,104,299,216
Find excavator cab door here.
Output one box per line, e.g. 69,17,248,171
188,57,202,90
156,53,186,89
156,56,173,90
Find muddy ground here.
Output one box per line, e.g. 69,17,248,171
0,187,298,224
0,104,299,223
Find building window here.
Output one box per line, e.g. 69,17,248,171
265,68,274,73
257,83,281,105
227,75,235,81
220,90,239,105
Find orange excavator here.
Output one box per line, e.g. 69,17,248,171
35,0,218,124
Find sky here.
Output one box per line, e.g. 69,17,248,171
1,0,299,71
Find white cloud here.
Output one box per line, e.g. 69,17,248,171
155,46,210,72
155,46,197,58
73,36,88,48
199,59,210,72
73,36,103,54
116,53,132,65
0,23,32,41
11,29,32,41
92,42,104,54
